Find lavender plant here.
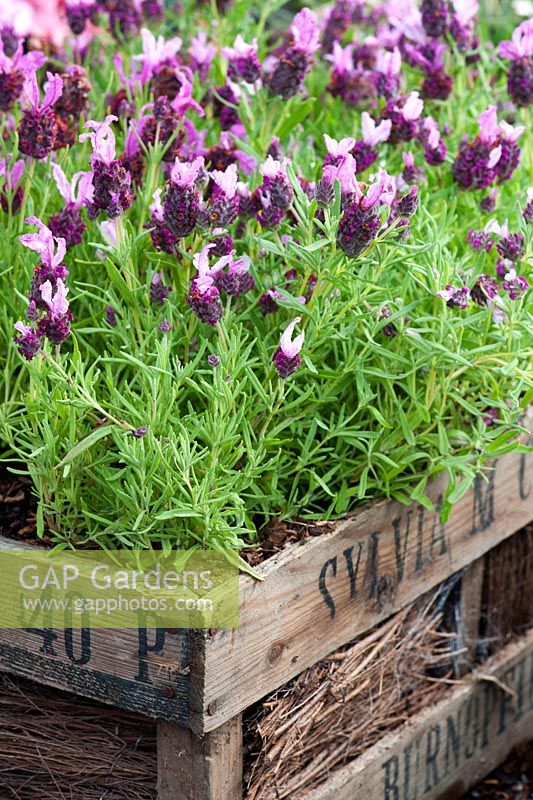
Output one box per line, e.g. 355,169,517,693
0,0,531,562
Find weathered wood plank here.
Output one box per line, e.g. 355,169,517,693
199,446,533,732
457,558,485,675
158,715,242,800
299,628,533,800
0,627,191,726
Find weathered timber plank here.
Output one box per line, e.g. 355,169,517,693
299,628,533,800
199,446,533,732
0,627,191,727
457,558,485,675
158,715,242,800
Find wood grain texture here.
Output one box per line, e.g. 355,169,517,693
0,626,191,726
158,715,242,800
199,447,533,732
299,628,533,800
457,558,485,675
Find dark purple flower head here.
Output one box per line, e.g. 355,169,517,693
498,20,533,107
421,71,453,101
18,72,63,160
268,8,319,99
0,157,24,213
401,152,424,184
0,25,20,58
453,107,524,190
80,116,133,219
213,252,254,297
421,0,449,38
150,272,172,305
208,353,220,367
162,156,204,238
482,408,499,427
13,322,41,361
158,319,172,332
497,232,525,262
466,228,493,253
259,290,282,315
471,274,499,306
379,306,398,338
222,36,261,83
524,188,533,223
204,164,239,227
35,278,72,346
381,92,424,144
480,191,497,214
105,305,117,326
65,0,98,35
0,40,44,112
502,268,529,300
322,0,359,53
133,425,148,438
436,285,470,309
273,316,305,378
187,245,223,325
337,203,381,258
259,156,294,209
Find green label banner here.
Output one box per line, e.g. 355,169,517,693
0,549,239,629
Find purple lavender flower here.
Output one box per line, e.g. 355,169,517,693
273,316,305,378
480,190,497,213
18,72,63,160
471,274,499,306
0,157,24,214
436,285,470,309
65,0,98,35
268,8,320,99
373,47,402,99
524,188,533,223
132,28,183,88
102,0,141,39
189,32,216,81
337,169,395,258
401,152,424,184
482,407,499,426
222,36,261,83
150,272,172,305
322,0,359,53
496,258,513,279
498,20,533,107
158,319,172,332
36,278,72,346
419,116,447,166
146,189,178,254
48,165,93,249
133,425,148,438
497,233,525,262
105,305,117,326
323,134,356,167
496,121,524,184
501,268,529,300
259,156,294,210
80,116,133,219
163,156,204,239
0,25,20,58
208,353,220,367
0,39,44,112
20,216,69,309
382,92,424,144
187,245,223,325
466,228,493,252
13,322,42,361
421,0,449,38
351,113,391,174
449,0,479,53
204,164,239,228
378,306,398,338
213,252,254,297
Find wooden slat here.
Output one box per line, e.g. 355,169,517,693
299,628,533,800
0,627,191,726
198,446,533,732
157,715,242,800
457,558,485,675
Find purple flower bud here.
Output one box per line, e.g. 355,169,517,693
421,71,453,101
502,268,529,300
105,305,117,326
379,306,398,338
208,353,220,367
523,189,533,222
436,285,470,309
259,290,281,315
13,322,41,361
188,281,223,325
158,319,172,332
421,0,449,37
48,204,87,250
133,425,148,438
466,229,493,253
482,408,499,426
337,202,381,258
222,36,261,83
471,274,499,306
480,191,497,214
273,316,305,378
150,272,172,306
315,175,335,208
496,233,525,262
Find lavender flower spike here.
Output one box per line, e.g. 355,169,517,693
133,28,182,85
18,72,63,160
80,116,133,219
48,164,93,249
273,316,305,378
13,322,41,361
436,285,470,309
20,216,66,270
222,35,261,84
37,278,73,346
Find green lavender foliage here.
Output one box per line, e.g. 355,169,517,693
0,1,532,555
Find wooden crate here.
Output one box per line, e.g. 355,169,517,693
0,444,531,798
